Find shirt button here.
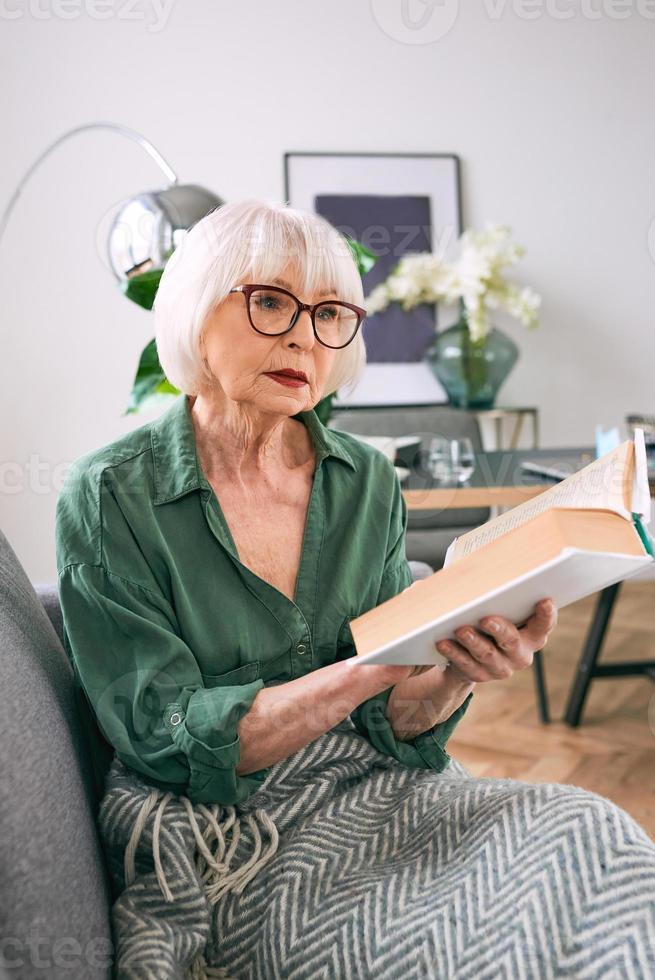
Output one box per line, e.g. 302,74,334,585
296,643,307,655
170,712,182,726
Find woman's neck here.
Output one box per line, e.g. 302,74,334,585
188,393,314,483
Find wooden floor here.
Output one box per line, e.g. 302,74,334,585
448,580,655,840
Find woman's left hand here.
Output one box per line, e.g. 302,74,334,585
434,597,558,685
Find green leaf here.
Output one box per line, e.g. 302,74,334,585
119,268,165,311
123,337,180,415
344,236,378,278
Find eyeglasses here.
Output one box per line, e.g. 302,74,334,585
228,284,366,349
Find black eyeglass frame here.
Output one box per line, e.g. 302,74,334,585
229,283,366,350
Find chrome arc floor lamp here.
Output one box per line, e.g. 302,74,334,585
0,121,223,280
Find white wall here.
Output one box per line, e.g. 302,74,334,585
2,0,654,580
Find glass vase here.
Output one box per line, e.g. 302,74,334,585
423,316,519,409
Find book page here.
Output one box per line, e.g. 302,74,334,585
632,428,651,523
448,440,635,563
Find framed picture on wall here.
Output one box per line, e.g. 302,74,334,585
284,151,462,406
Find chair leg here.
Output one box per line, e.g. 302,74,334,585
532,650,550,724
564,582,622,728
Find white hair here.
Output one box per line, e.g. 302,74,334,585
153,197,367,400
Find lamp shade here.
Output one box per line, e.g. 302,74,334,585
107,182,223,280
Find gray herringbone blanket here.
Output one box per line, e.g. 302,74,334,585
97,712,655,979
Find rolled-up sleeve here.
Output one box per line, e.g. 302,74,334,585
349,469,473,770
57,561,268,805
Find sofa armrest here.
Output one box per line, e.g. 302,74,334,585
33,582,64,647
408,560,434,581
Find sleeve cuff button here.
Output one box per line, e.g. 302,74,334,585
170,711,182,726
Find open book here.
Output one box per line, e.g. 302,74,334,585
349,430,655,666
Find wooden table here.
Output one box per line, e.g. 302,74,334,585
401,446,595,511
403,484,550,510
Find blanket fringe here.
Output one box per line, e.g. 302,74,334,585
186,950,234,979
124,788,280,905
187,799,280,905
122,785,279,976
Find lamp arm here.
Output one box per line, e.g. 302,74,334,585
0,121,178,244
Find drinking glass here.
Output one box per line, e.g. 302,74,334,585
427,437,453,483
428,437,476,484
450,437,476,483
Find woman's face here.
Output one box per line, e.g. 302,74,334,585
199,266,339,415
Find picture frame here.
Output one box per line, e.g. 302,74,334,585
284,151,462,406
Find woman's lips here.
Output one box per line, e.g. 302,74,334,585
264,372,308,388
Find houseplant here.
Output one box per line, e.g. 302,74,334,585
364,224,541,409
119,237,377,426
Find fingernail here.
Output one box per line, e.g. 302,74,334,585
487,621,499,632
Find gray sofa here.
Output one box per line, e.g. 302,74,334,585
0,531,113,979
0,527,433,979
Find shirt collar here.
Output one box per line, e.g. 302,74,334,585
151,394,356,505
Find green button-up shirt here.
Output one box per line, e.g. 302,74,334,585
55,394,473,805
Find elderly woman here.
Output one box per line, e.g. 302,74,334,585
56,200,655,979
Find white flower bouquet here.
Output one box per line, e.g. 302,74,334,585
364,223,541,344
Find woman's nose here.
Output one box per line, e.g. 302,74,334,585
289,308,315,344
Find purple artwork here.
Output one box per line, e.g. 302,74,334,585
314,194,437,363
